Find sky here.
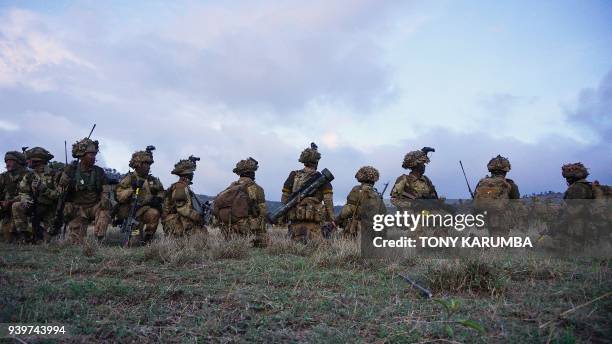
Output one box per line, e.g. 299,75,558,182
0,0,610,202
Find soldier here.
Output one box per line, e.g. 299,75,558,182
162,157,207,237
390,147,438,210
562,163,593,200
0,151,28,242
473,155,520,236
335,166,387,238
281,143,334,242
213,157,268,247
57,138,111,244
12,147,59,243
115,147,164,245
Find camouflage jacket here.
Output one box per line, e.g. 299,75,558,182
281,168,334,222
58,162,109,206
163,180,201,223
564,180,594,200
337,183,386,227
18,165,60,206
115,172,164,207
0,166,28,203
391,173,438,205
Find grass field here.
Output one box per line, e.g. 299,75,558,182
1,227,610,343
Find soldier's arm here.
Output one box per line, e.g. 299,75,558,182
390,175,406,206
17,173,34,202
507,179,520,199
336,190,360,225
322,183,334,222
39,172,60,201
281,171,296,204
115,174,134,203
173,184,201,222
248,184,267,217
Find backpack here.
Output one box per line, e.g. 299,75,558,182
213,181,253,224
474,176,511,211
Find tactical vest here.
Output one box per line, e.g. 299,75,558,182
289,170,324,222
67,163,105,205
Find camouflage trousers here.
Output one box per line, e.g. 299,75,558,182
64,202,111,244
220,217,268,247
12,202,55,239
0,215,15,242
289,221,323,243
117,205,160,239
162,213,207,237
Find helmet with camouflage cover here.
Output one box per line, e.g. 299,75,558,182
299,142,321,165
355,166,379,183
402,147,434,169
562,162,589,180
25,147,54,162
172,156,198,176
487,155,511,173
129,146,155,168
233,157,259,175
72,138,99,158
4,151,26,166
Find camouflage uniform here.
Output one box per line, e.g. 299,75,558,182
558,163,595,248
115,149,164,243
12,147,60,242
336,166,387,239
217,158,268,246
391,149,438,210
0,151,27,242
282,143,334,242
162,158,206,236
58,138,111,243
473,155,520,236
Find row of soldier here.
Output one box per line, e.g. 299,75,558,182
0,137,607,247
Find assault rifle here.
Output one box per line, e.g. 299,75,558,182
380,181,389,198
267,168,335,224
121,179,144,247
30,176,43,242
53,124,96,236
399,273,432,299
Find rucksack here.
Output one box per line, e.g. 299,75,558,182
474,176,511,211
213,181,253,224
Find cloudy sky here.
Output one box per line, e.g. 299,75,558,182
1,0,610,202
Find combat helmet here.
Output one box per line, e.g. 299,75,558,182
402,147,435,169
562,162,589,180
172,155,199,176
25,147,54,162
4,151,27,166
487,155,511,173
299,142,321,165
129,145,155,168
355,166,379,183
72,138,99,158
233,157,259,175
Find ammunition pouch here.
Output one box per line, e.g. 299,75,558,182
291,197,323,222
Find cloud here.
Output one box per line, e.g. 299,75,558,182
566,70,612,143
